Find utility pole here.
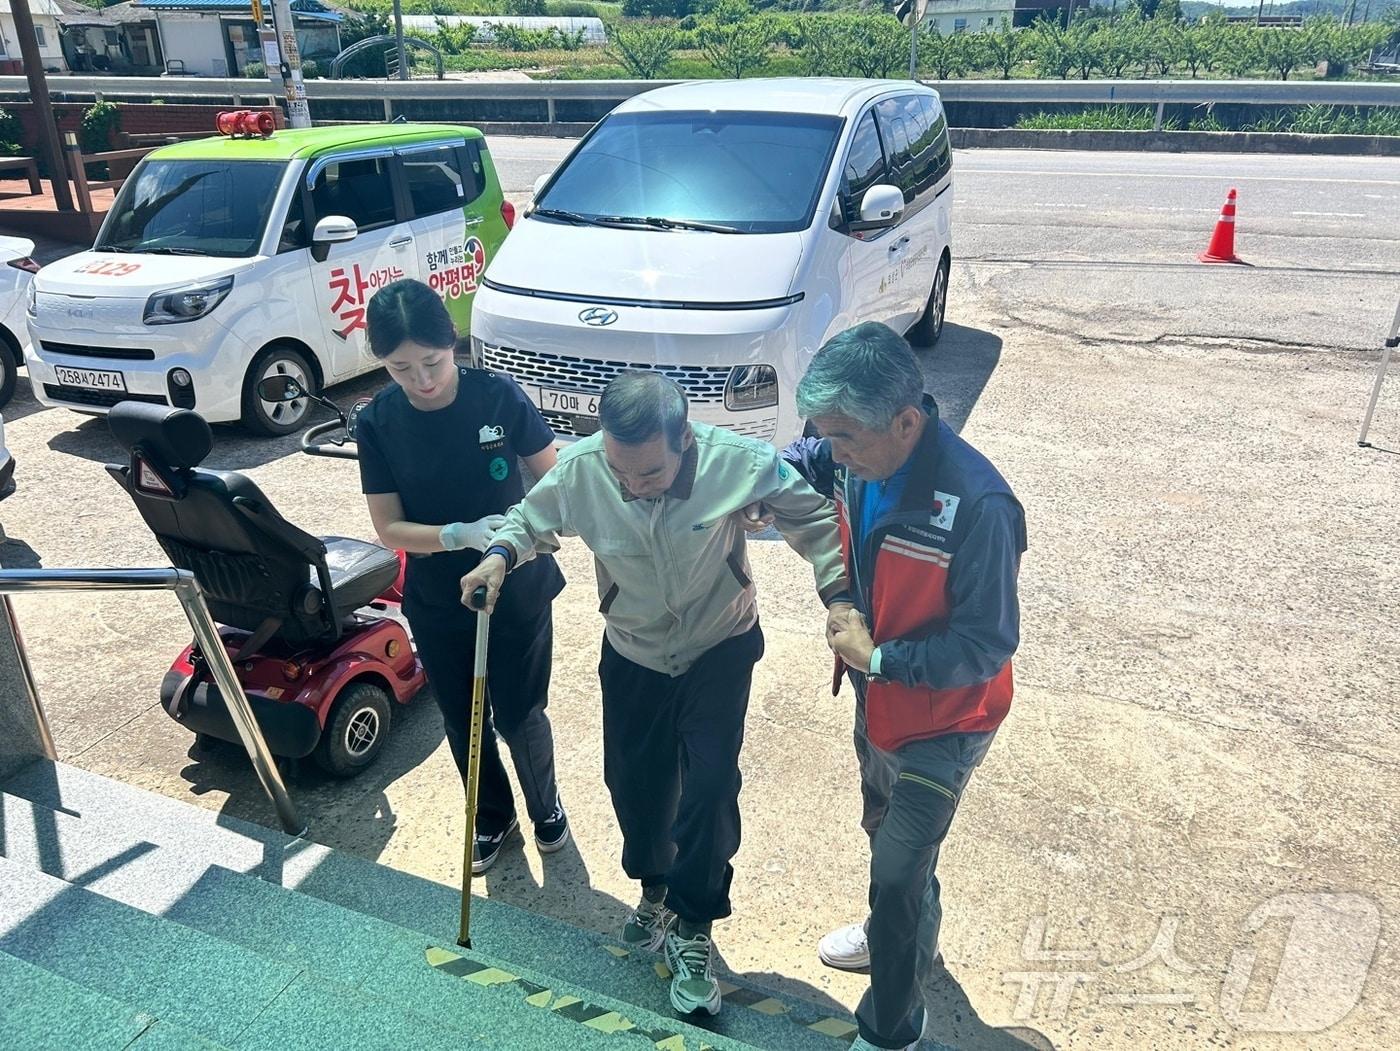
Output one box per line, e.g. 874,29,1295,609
266,0,311,128
393,0,409,81
894,0,930,81
11,0,73,210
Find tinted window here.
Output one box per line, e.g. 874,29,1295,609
875,98,916,203
919,95,953,185
310,156,396,231
537,110,842,234
402,145,467,218
840,110,886,226
97,159,285,257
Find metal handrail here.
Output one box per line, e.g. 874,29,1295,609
0,568,306,836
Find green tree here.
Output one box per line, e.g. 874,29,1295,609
1217,23,1260,78
795,15,855,76
1094,17,1146,77
1154,0,1182,24
1066,18,1099,79
920,25,982,80
981,18,1025,80
1256,26,1308,79
1146,19,1184,75
606,22,680,78
699,10,775,78
842,14,907,79
1178,23,1218,78
1032,16,1074,78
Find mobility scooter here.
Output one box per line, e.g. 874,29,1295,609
105,386,424,776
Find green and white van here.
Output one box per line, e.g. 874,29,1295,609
27,122,513,435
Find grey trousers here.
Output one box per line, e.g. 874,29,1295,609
853,687,996,1049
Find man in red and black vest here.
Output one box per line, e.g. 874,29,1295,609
784,321,1026,1051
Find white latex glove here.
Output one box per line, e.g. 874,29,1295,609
440,514,506,552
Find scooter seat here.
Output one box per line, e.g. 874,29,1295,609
315,537,402,617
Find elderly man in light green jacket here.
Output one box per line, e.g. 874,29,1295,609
461,370,848,1020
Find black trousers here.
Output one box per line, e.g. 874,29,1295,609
410,603,559,835
598,622,764,925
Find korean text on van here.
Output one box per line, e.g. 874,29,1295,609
27,120,514,435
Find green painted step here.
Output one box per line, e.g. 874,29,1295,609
2,759,863,1051
0,790,758,1051
0,948,229,1051
0,855,540,1051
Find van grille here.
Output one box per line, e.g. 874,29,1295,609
41,341,156,362
43,384,167,409
483,344,732,404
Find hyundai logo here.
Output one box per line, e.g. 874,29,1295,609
579,307,619,327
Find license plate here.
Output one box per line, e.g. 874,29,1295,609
537,385,599,418
54,365,126,392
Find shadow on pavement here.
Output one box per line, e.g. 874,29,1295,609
2,379,51,425
181,684,445,863
922,968,1057,1050
0,536,42,569
918,322,1005,437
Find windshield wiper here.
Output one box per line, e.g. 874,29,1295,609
93,244,131,253
141,247,207,256
530,207,598,226
599,215,742,234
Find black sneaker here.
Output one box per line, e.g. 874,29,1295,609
472,816,519,875
534,803,571,854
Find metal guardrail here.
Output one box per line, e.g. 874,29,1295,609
0,75,1395,109
0,568,306,837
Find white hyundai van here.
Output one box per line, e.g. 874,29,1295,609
470,78,953,446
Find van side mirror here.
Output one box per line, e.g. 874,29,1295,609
531,174,549,199
311,215,358,263
853,185,905,232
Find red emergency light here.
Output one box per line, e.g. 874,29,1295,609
215,110,275,139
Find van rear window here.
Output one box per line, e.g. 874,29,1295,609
97,160,285,258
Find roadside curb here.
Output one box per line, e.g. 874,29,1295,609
948,127,1400,155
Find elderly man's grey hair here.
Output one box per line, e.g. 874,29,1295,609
795,322,926,431
598,370,690,452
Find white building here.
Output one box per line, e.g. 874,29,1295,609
0,0,72,73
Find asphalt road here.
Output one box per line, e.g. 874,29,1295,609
491,139,1400,353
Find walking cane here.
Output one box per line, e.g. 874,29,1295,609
457,584,491,949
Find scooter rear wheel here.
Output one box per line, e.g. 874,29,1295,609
314,682,392,777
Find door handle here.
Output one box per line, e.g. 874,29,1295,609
888,236,910,253
389,237,412,249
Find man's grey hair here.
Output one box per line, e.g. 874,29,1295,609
598,371,690,452
795,321,926,431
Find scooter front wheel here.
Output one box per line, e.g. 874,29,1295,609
314,681,392,777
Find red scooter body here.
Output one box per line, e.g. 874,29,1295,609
112,389,426,777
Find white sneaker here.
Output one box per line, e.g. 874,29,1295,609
818,921,870,971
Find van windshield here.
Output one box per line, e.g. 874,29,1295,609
96,160,286,258
535,111,842,235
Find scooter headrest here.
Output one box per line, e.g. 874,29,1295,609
108,402,213,470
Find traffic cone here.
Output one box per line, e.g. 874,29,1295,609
1199,188,1244,264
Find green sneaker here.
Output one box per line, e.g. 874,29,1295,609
664,929,721,1017
621,893,675,952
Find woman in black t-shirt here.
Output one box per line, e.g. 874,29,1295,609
356,279,568,874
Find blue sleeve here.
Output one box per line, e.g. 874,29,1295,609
781,436,837,498
879,493,1025,690
503,374,555,458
